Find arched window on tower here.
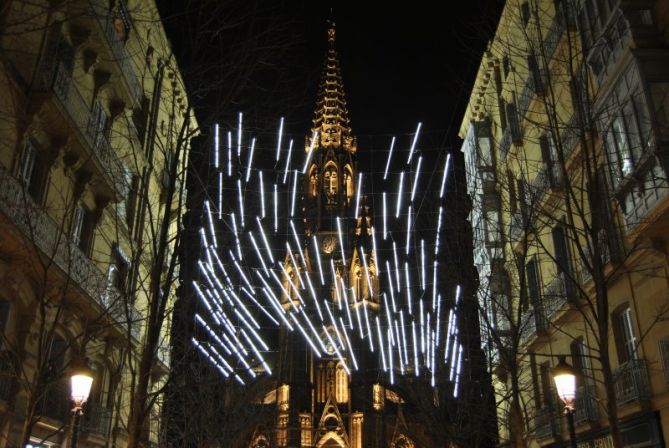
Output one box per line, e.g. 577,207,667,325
344,166,354,201
309,166,319,197
335,363,348,403
323,165,338,205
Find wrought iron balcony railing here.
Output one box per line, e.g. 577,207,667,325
535,405,561,439
521,305,548,343
0,166,140,340
41,56,125,196
613,359,650,405
574,384,599,425
0,355,14,402
36,380,70,422
82,403,112,438
543,272,573,318
91,0,142,103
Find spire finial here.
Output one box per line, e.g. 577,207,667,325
327,10,336,47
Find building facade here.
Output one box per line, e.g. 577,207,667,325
0,0,196,446
460,0,669,446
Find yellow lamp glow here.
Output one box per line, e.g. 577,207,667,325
552,355,577,410
70,364,94,407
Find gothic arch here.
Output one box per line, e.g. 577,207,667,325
315,432,347,448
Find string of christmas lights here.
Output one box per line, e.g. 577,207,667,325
192,114,465,395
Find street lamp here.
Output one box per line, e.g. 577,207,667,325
552,355,577,448
69,362,94,448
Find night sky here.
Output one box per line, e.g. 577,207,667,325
159,1,504,150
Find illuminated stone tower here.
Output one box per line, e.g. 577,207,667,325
252,24,406,448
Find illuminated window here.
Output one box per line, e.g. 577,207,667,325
324,166,338,198
335,363,348,403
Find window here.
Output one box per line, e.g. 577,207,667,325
506,100,522,144
324,166,338,197
18,140,46,203
570,77,588,126
71,204,96,255
88,101,109,151
335,363,348,403
0,300,10,350
521,2,531,27
525,258,541,311
570,338,593,386
106,252,129,303
551,224,572,278
530,353,541,409
527,54,544,95
125,173,140,231
612,305,637,364
508,171,517,213
539,133,561,187
117,165,139,230
539,362,554,408
659,337,669,383
502,56,510,79
37,337,68,419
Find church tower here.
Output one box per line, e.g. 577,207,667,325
264,24,391,448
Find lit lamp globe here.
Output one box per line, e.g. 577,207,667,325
70,364,94,409
552,355,577,410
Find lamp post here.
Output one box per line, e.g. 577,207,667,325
552,355,578,448
69,362,94,448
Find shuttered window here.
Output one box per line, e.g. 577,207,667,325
658,336,669,384
612,305,637,364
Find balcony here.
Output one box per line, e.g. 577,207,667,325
82,403,112,438
574,384,599,425
40,55,125,197
542,8,569,62
0,354,14,401
543,272,573,318
535,406,561,439
90,0,142,104
0,166,140,340
613,359,650,405
521,306,548,343
36,380,70,422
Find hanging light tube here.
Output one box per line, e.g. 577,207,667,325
275,117,284,161
395,171,404,218
283,139,293,184
237,179,245,228
213,123,220,168
354,173,362,219
383,136,396,180
259,171,266,218
376,316,387,372
406,122,422,164
302,130,317,174
245,137,256,182
410,155,422,202
313,235,325,285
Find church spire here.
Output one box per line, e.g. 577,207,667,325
309,22,357,153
